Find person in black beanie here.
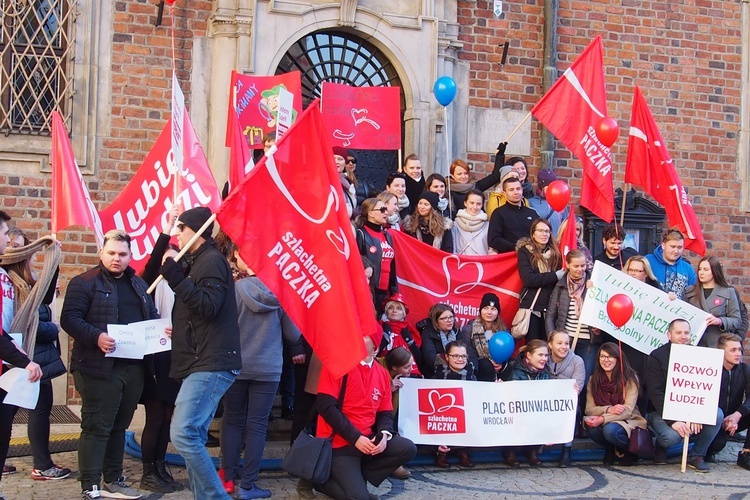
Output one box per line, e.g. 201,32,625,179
402,192,453,252
401,154,425,212
159,206,242,499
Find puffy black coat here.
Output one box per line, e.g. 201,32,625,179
164,239,242,379
419,322,479,378
60,264,159,379
34,303,66,381
719,362,750,417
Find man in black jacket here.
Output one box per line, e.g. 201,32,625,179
488,177,538,253
159,207,241,499
706,333,750,469
61,229,159,499
594,223,638,270
644,318,723,473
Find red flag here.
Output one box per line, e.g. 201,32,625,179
388,231,523,332
227,105,253,192
558,206,578,270
625,86,706,255
99,112,222,272
216,101,373,379
225,71,303,148
321,82,401,150
50,111,105,246
531,36,614,222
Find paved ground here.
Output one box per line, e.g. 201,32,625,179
2,406,749,499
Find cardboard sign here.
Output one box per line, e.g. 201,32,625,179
579,262,710,353
398,378,577,446
662,343,723,425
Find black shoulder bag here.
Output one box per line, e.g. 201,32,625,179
282,375,348,484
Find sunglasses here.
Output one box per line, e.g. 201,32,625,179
176,223,185,232
346,158,357,164
371,206,388,214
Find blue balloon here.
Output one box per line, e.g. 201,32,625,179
488,331,515,364
433,76,457,106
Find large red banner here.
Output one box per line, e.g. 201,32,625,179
216,102,375,379
388,230,523,331
531,36,614,222
99,112,221,271
321,82,401,150
226,71,302,149
626,86,706,255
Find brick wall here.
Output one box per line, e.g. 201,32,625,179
458,0,746,288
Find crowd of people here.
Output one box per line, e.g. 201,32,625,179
0,142,745,500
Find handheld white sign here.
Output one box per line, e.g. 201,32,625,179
662,343,723,425
106,318,171,360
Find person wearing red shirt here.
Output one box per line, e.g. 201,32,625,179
313,336,416,500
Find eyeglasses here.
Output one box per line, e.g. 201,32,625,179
176,223,185,232
438,315,455,321
627,268,645,274
346,159,357,164
599,355,616,361
447,354,468,360
371,206,388,214
534,229,551,234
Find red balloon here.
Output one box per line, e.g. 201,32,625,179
595,117,620,147
165,0,176,4
607,293,634,328
546,180,571,212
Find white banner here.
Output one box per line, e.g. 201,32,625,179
662,343,723,425
171,74,186,174
275,87,294,140
106,318,171,360
398,378,577,447
579,262,710,354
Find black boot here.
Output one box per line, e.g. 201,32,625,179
155,460,183,490
559,446,572,468
141,462,175,493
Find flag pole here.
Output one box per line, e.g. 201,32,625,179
619,183,629,227
503,111,532,143
680,429,689,472
570,318,583,351
147,213,217,294
398,149,402,173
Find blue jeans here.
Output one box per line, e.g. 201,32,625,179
647,409,723,458
574,339,597,386
171,371,235,499
589,422,629,451
220,379,278,489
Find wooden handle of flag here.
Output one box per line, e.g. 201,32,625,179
570,319,583,351
503,111,532,144
619,183,629,227
680,429,689,473
146,213,218,294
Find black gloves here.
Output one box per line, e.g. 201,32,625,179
400,326,415,346
496,142,507,155
160,257,185,287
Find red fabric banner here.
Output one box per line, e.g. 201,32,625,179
226,71,302,149
321,82,401,150
50,111,105,246
99,112,221,272
531,36,614,222
559,206,578,270
216,101,374,379
388,230,523,331
626,86,706,255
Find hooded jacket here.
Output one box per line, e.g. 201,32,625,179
645,246,696,299
510,357,551,381
166,239,242,379
235,276,302,381
546,349,586,391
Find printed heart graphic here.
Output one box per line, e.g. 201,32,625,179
326,227,350,259
351,109,381,129
427,390,460,414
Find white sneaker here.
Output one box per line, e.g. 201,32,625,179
101,477,142,499
82,485,103,499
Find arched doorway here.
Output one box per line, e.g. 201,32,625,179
276,29,405,194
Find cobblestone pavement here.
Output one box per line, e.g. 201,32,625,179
2,440,749,499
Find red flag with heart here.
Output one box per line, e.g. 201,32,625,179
558,206,578,270
99,111,222,272
531,36,614,222
225,71,303,149
321,82,401,150
50,111,105,246
626,86,706,255
216,101,374,379
388,230,523,331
